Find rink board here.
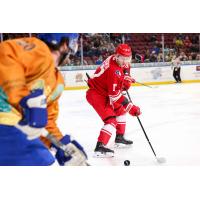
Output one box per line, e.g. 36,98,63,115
59,64,200,90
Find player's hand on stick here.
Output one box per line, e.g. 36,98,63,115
122,76,135,91
124,103,141,117
53,134,88,166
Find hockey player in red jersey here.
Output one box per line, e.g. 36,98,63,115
86,43,141,157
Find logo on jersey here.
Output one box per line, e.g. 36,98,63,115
115,70,121,77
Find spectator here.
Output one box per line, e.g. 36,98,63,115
188,54,193,61
95,55,103,65
179,51,188,61
175,37,183,47
150,35,157,43
183,36,192,48
151,45,160,55
196,54,200,60
157,52,164,62
149,52,158,62
191,35,199,44
144,49,150,62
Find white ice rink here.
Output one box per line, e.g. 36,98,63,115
57,83,200,166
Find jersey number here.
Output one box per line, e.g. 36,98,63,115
17,40,36,51
113,84,117,91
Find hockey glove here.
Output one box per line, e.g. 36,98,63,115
53,134,88,166
122,76,135,91
124,102,141,116
15,89,48,140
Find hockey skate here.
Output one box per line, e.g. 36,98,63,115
94,142,114,158
114,134,133,148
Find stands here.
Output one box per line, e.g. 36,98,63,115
1,33,200,64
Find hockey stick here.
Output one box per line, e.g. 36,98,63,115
43,132,90,166
123,69,156,89
135,81,155,88
126,90,166,164
84,73,91,87
86,72,90,80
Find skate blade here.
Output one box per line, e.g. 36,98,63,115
93,151,114,158
114,143,133,149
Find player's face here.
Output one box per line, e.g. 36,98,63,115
116,55,132,66
58,38,78,66
57,42,70,66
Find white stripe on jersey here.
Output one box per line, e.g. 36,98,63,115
116,114,126,123
125,103,133,112
109,91,122,103
101,123,116,137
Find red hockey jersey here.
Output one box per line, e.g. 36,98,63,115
88,55,131,106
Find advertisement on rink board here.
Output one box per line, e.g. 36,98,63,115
59,62,200,89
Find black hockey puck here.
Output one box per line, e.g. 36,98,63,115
124,160,130,166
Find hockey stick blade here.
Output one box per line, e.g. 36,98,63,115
156,157,166,164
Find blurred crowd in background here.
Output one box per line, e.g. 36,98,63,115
1,33,200,65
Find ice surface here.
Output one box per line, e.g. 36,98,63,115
57,83,200,166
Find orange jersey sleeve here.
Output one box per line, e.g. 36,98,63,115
40,99,63,147
0,37,65,146
0,37,54,108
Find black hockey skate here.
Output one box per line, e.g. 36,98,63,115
114,134,133,148
94,142,114,158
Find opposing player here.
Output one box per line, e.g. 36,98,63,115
86,43,141,157
0,33,88,166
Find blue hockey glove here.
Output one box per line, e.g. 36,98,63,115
53,134,88,166
19,89,47,127
15,89,48,140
